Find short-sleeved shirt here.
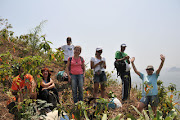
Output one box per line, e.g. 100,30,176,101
90,56,106,74
11,74,34,91
140,72,159,96
115,51,128,63
61,45,74,61
69,56,84,75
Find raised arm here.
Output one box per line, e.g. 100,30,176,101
156,54,165,75
131,57,141,76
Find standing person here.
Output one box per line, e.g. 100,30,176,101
90,47,107,101
58,37,74,64
131,54,165,116
66,46,85,103
11,67,36,102
37,68,59,103
115,43,131,101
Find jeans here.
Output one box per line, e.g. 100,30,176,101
120,71,131,101
140,95,159,107
71,74,84,103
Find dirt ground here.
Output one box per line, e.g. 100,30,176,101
0,79,139,120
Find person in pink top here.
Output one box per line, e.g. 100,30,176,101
66,46,85,103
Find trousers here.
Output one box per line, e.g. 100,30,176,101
120,71,131,101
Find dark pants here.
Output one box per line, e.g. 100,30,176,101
120,71,131,101
38,88,59,103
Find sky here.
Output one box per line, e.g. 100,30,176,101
1,0,180,89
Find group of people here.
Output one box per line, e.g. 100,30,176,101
10,36,165,116
11,67,59,104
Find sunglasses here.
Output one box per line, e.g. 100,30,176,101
97,50,102,53
146,69,154,71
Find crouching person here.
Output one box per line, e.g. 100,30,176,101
131,54,165,116
37,68,59,106
11,66,37,102
9,66,36,119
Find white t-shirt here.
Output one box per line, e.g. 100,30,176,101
90,56,106,74
61,45,74,61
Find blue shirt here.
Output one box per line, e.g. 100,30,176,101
140,72,159,96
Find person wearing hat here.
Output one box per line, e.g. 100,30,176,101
115,43,131,101
58,37,74,64
131,54,165,116
91,47,107,101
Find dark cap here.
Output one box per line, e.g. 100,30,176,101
146,65,154,71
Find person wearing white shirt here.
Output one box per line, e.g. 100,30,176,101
90,47,107,101
58,37,74,64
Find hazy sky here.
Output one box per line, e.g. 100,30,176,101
1,0,180,88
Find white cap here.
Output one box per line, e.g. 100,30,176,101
121,43,127,47
96,46,103,51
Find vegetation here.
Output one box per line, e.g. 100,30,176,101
0,18,179,120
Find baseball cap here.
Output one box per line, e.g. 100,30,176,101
96,46,103,51
146,65,154,71
121,43,127,47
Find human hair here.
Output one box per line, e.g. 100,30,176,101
41,68,51,82
74,46,82,53
66,37,71,41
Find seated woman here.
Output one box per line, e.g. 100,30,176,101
37,68,59,103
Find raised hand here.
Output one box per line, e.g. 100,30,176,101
160,54,165,62
125,56,130,59
131,57,135,63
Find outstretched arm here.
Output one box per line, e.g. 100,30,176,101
156,54,165,75
131,57,141,76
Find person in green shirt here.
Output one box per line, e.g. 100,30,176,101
115,43,131,101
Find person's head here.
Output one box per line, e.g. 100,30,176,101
146,65,154,75
41,68,51,81
120,43,127,52
74,46,81,56
95,47,103,56
18,66,24,75
66,37,72,45
18,66,27,79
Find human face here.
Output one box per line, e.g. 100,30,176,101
67,39,71,45
146,69,154,75
96,50,102,56
121,46,126,52
74,47,81,56
42,70,49,78
19,67,25,79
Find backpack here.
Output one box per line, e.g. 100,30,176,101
114,52,126,77
56,71,68,81
69,56,84,72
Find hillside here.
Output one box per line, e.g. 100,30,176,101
0,19,179,120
